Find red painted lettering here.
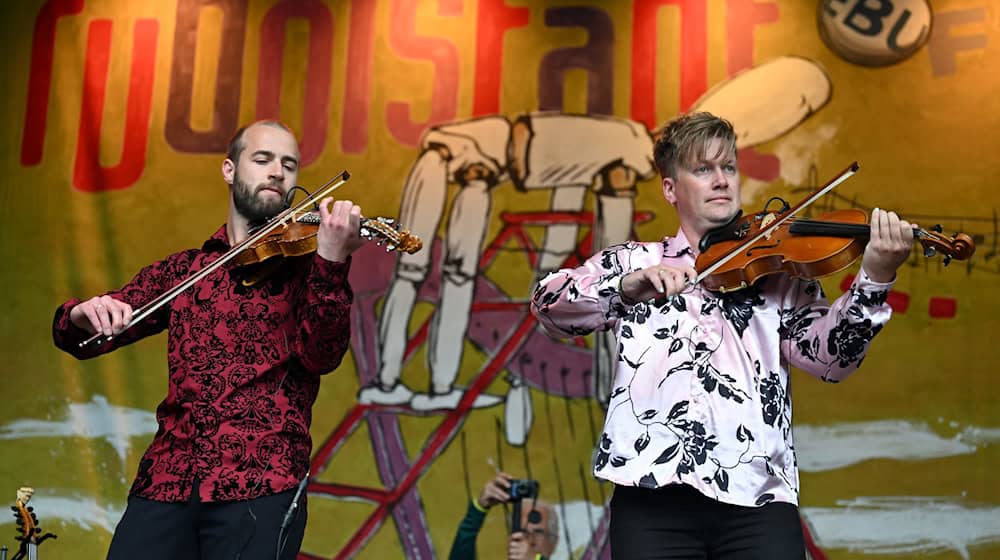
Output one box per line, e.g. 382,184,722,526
73,19,159,192
386,0,460,146
726,0,779,74
257,0,333,167
341,0,376,154
472,0,530,116
20,0,85,167
164,0,248,154
631,0,707,129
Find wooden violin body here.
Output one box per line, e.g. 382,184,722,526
234,220,320,267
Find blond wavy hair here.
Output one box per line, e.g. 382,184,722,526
653,112,737,180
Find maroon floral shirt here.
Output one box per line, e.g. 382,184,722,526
53,225,352,503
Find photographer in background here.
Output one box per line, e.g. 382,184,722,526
448,472,559,560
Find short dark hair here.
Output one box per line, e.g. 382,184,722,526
226,120,294,163
653,112,737,180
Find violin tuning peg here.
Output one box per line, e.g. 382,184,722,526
943,255,952,266
931,224,943,233
923,246,936,258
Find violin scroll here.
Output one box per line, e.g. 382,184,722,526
916,225,975,265
360,217,423,254
13,487,38,543
11,485,57,557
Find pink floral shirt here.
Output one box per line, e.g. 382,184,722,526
530,229,894,507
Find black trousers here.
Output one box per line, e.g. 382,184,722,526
610,484,805,560
106,486,307,560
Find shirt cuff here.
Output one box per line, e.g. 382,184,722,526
471,497,488,513
856,268,895,289
596,273,633,314
615,274,638,306
850,269,894,308
52,299,91,342
307,254,352,296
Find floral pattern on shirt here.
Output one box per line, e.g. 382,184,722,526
531,230,894,508
53,225,352,503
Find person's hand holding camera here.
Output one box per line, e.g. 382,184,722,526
477,472,513,509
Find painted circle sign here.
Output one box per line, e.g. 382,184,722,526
818,0,933,67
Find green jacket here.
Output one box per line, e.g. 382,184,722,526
448,499,547,560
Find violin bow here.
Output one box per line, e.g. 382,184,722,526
79,171,353,348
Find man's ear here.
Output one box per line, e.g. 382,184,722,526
662,176,677,205
222,158,235,185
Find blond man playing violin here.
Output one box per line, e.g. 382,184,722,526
53,120,365,560
530,112,913,560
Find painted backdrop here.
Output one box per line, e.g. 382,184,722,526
1,1,999,559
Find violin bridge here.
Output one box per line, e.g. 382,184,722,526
759,213,777,240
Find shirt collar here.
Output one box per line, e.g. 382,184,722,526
663,227,695,260
201,225,231,253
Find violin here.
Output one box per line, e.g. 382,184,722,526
233,211,422,285
691,162,975,293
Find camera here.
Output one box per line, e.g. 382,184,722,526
508,479,539,500
508,479,541,533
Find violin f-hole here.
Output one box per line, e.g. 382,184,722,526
746,241,781,256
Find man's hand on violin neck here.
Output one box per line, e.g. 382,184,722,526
861,208,915,283
316,197,366,262
70,295,134,337
621,265,698,304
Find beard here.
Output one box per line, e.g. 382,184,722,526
232,171,286,224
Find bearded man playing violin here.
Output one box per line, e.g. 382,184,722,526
530,112,914,559
52,120,365,560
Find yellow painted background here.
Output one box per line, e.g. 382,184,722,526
1,1,998,559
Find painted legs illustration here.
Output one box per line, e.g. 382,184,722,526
511,113,657,409
410,177,502,410
359,112,657,426
360,148,447,406
359,117,511,411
